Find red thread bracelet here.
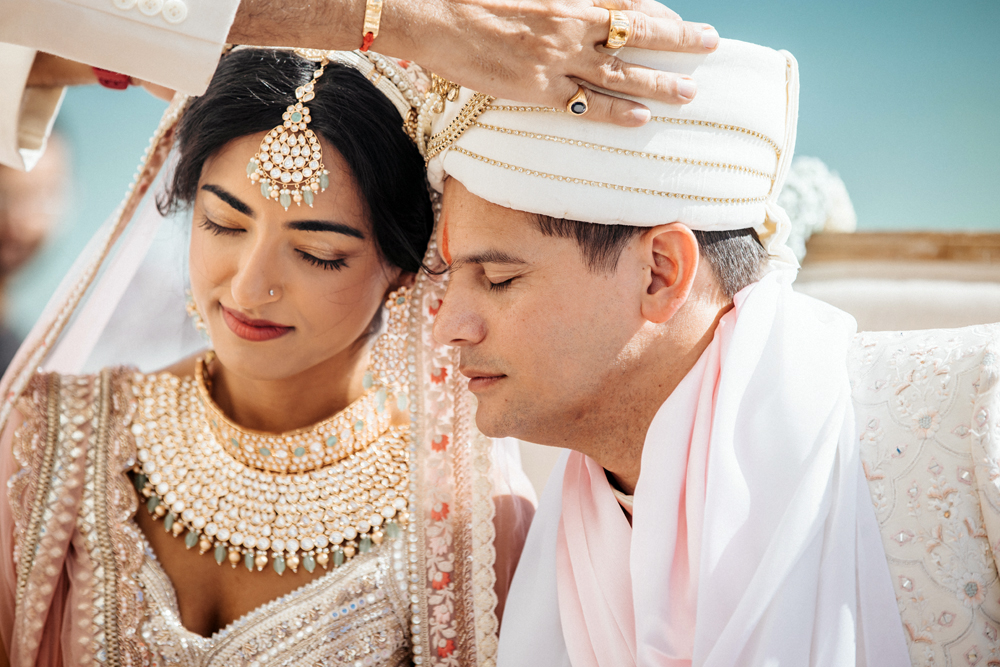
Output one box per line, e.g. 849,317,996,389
92,67,130,90
360,32,375,52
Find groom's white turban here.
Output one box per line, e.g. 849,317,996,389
424,38,799,267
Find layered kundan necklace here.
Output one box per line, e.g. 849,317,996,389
132,290,413,576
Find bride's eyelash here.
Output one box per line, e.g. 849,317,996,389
199,217,243,236
488,278,514,292
296,250,347,271
199,217,346,271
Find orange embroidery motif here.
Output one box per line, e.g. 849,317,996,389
431,502,449,521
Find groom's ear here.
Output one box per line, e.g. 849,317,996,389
638,223,700,324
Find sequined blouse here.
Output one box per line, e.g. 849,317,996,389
137,533,412,666
5,362,516,667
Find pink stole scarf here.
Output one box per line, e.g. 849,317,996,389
556,300,721,667
554,270,910,667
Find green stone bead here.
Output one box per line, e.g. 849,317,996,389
279,192,292,209
214,544,226,565
273,555,286,575
396,296,406,305
375,388,387,415
320,172,329,190
260,181,271,198
362,371,374,390
147,496,159,513
303,188,314,206
132,473,147,492
164,512,175,533
293,447,306,457
354,419,365,432
334,549,345,567
259,447,271,457
246,159,258,176
359,537,372,553
185,531,198,549
303,554,316,573
230,437,239,449
291,112,303,122
245,551,255,571
326,435,338,448
386,521,401,539
397,393,408,411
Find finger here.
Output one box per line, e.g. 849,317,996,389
581,89,653,127
556,79,652,127
611,0,682,21
585,8,718,52
585,56,696,104
623,14,719,52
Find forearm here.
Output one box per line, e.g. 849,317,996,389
26,52,96,89
229,0,363,51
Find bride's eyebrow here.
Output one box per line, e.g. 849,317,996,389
201,184,253,216
287,220,365,239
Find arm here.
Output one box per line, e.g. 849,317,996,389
2,0,715,126
232,0,718,126
0,45,65,171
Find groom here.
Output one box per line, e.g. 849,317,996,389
426,39,912,665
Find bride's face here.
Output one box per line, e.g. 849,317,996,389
188,132,400,380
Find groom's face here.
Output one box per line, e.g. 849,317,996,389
433,178,645,443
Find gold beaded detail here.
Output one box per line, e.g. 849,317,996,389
132,376,410,576
425,91,496,161
473,121,775,183
481,104,782,159
247,57,330,210
449,145,769,204
133,288,414,576
197,355,392,475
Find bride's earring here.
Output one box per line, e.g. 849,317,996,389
185,289,211,342
369,286,411,411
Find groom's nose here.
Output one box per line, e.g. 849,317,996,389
433,288,486,348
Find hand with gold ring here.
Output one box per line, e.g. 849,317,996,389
230,0,719,128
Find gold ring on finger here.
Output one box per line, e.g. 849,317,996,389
605,9,630,50
566,85,589,116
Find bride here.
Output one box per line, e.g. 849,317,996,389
0,46,533,666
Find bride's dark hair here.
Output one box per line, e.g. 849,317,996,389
158,48,432,274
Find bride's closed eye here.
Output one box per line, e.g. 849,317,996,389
296,250,348,271
198,217,243,237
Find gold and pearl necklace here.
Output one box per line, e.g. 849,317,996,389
131,354,411,575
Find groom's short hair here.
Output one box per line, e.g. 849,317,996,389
533,216,768,301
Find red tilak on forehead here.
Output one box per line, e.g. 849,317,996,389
440,215,452,265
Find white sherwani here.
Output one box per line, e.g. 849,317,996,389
0,0,239,169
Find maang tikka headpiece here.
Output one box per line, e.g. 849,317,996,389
247,55,330,210
244,48,429,210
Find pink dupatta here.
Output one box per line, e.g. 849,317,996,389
556,295,724,667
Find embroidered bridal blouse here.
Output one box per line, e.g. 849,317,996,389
1,354,531,666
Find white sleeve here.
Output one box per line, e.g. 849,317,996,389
0,44,65,171
0,0,240,96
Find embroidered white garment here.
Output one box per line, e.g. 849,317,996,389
498,271,911,666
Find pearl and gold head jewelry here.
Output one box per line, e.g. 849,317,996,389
247,55,330,211
244,49,430,211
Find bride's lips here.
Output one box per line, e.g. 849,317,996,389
221,306,293,342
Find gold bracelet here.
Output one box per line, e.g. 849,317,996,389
360,0,384,52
